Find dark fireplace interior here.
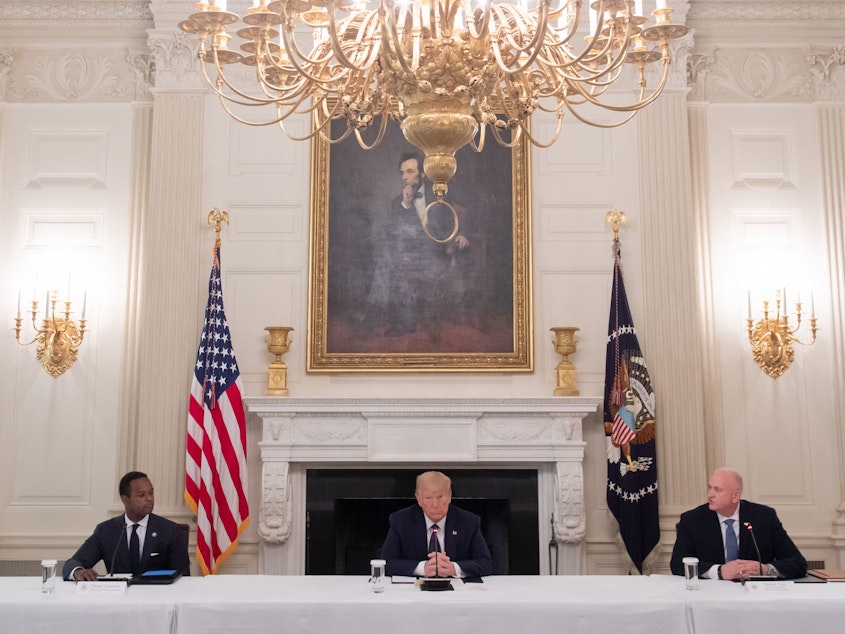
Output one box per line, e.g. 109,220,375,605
305,468,539,575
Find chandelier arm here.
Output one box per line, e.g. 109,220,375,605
198,48,298,108
487,122,524,148
568,57,671,114
378,0,417,76
351,113,390,149
467,119,488,152
278,111,351,143
206,60,316,113
279,12,349,86
513,112,562,149
562,99,639,128
547,0,584,48
487,5,545,72
464,0,491,41
325,3,380,71
210,81,331,130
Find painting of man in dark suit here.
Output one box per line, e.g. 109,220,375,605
308,117,531,371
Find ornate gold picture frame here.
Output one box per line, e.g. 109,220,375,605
307,118,532,372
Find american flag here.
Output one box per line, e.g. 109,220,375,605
603,238,658,574
185,239,249,575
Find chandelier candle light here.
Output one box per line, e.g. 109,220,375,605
746,289,818,379
14,283,87,378
180,0,688,208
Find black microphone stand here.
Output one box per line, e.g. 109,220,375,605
743,522,772,581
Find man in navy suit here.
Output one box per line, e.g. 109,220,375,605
63,471,190,581
670,468,806,580
380,471,493,578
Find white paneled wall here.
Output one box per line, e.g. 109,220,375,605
1,1,844,574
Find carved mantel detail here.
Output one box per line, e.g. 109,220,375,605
245,397,600,574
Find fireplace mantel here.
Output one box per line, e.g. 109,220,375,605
245,397,601,575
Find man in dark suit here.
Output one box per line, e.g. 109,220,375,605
63,471,190,581
670,468,806,580
380,471,493,578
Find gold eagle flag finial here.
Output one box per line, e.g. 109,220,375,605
207,208,230,241
604,207,627,241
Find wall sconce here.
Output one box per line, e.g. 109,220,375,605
746,289,817,379
14,287,87,378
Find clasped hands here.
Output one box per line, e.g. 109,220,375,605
720,558,767,581
424,551,457,578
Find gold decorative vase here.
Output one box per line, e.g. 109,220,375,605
550,327,580,396
265,326,293,396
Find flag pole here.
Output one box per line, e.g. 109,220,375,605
187,206,250,575
602,205,660,575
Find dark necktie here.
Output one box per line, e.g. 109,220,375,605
724,519,739,562
429,523,440,553
129,523,141,575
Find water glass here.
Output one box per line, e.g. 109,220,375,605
370,558,386,593
682,556,699,590
41,559,57,593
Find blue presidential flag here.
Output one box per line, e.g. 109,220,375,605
604,239,658,574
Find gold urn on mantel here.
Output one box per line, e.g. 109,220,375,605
265,326,293,396
550,326,580,396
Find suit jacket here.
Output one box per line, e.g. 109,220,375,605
63,513,190,580
670,500,806,579
380,504,493,578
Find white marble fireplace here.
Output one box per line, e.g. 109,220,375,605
245,397,601,575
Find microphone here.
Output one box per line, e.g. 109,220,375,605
743,522,764,576
97,524,132,581
432,524,440,578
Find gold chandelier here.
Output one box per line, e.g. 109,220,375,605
180,0,688,198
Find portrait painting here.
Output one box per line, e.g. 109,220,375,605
307,117,532,372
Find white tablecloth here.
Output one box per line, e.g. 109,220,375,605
0,577,177,634
651,573,845,634
173,575,688,634
3,574,843,634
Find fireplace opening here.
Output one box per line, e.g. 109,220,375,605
305,468,539,575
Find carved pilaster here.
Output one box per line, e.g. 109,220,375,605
147,29,205,92
817,104,845,564
553,462,585,544
807,47,845,103
259,461,293,544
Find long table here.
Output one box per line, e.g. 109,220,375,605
1,574,842,634
174,574,687,634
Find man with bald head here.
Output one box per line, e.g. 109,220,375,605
670,468,806,580
380,471,493,578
